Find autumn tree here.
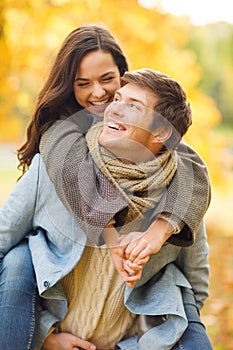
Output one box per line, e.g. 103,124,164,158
0,0,225,185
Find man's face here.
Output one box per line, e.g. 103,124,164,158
98,83,159,162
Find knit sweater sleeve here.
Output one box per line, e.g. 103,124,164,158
39,112,127,246
152,140,211,247
40,113,211,247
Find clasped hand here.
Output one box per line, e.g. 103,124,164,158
108,218,174,288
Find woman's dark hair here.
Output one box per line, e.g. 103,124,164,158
17,24,128,173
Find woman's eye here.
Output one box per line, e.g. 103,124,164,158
77,82,90,87
102,76,114,83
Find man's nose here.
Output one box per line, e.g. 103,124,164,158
92,83,105,98
109,101,125,118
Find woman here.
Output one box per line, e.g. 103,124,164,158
18,24,210,243
0,24,211,349
0,25,129,349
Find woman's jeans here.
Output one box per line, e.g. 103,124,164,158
0,239,38,350
172,290,213,350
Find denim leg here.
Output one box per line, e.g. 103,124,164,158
172,291,213,350
0,239,38,350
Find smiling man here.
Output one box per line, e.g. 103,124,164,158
99,82,163,163
38,68,212,350
85,68,192,281
98,69,188,163
0,68,212,349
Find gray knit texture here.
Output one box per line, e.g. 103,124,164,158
40,111,211,247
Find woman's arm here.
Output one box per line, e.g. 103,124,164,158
40,113,127,246
153,140,211,247
40,116,211,248
0,154,40,257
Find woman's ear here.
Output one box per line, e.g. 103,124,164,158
153,127,172,143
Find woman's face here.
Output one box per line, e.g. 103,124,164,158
73,50,121,116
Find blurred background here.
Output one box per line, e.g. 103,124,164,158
0,0,233,348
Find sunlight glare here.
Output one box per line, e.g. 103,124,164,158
139,0,233,25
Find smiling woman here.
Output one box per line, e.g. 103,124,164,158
0,23,129,350
73,50,121,116
17,24,128,174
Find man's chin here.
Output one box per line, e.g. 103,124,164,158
98,132,117,148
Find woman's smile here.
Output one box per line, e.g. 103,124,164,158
73,50,121,116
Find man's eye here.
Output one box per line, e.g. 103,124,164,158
129,103,139,110
113,96,120,102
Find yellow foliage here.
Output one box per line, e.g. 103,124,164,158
0,0,226,187
0,117,22,142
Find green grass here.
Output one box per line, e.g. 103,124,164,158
215,124,233,148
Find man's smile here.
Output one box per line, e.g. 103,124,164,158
106,121,126,131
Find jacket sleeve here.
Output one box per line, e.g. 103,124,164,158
40,112,127,246
0,154,40,257
153,140,211,246
174,220,210,310
35,309,59,350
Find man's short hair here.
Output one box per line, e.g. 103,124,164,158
121,69,192,148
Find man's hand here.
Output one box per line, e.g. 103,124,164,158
109,245,143,288
43,332,96,350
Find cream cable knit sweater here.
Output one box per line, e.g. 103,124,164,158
60,244,137,349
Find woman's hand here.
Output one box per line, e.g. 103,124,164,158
118,218,174,263
109,245,137,288
43,332,96,350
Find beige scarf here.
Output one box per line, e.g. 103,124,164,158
86,122,177,224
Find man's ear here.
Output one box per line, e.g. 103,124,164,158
153,127,172,143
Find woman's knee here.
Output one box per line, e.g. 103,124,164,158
0,239,35,288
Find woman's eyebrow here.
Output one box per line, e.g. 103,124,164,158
100,71,117,78
74,77,89,82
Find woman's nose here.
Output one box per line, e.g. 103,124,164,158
91,83,105,98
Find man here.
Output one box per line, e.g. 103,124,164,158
0,69,212,350
38,69,212,349
85,69,192,285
